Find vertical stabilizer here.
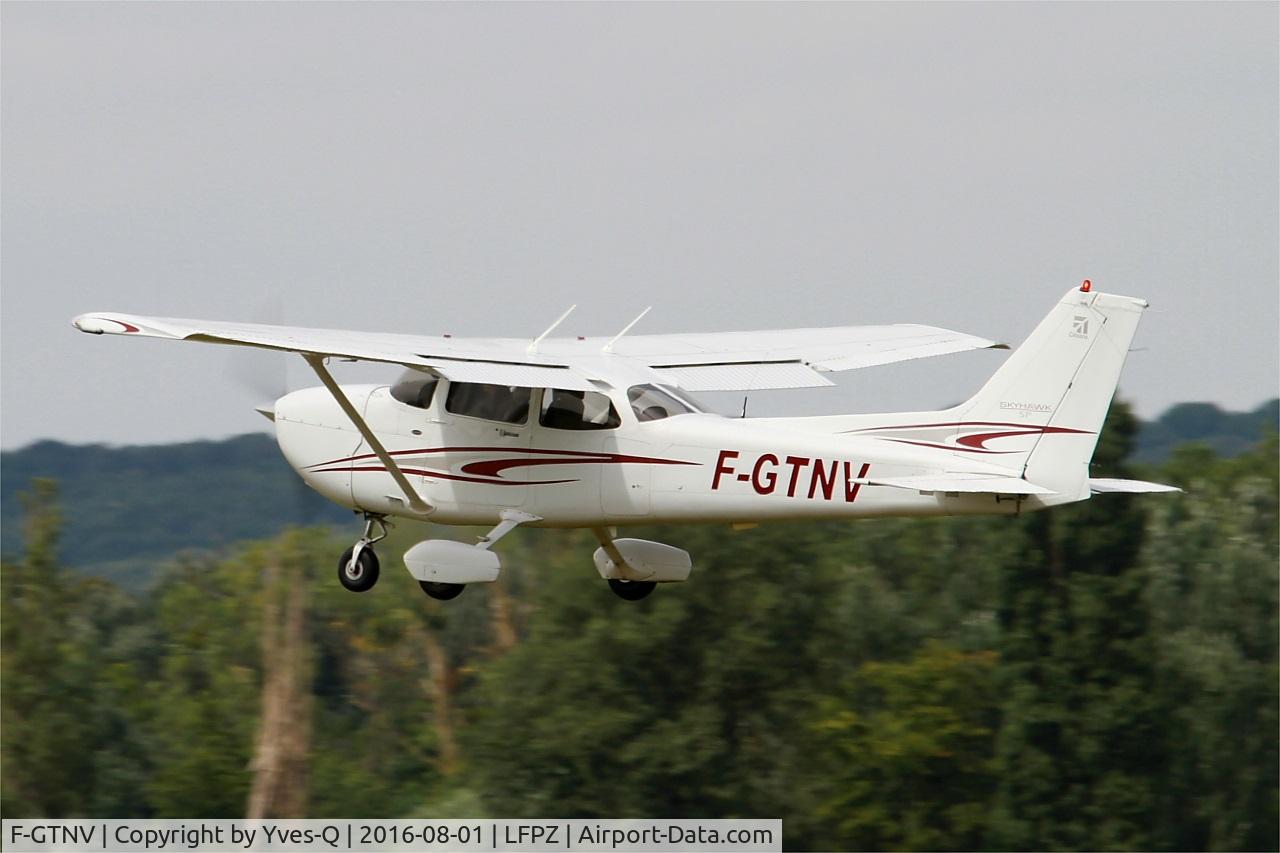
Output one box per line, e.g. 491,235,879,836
954,285,1148,498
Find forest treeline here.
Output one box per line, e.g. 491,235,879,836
1,403,1276,851
2,398,1275,588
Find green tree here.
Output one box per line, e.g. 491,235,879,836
990,401,1165,849
462,525,851,832
811,643,999,851
141,554,261,816
1,481,102,816
1143,435,1278,850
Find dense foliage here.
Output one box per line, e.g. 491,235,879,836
2,400,1274,587
1,403,1276,850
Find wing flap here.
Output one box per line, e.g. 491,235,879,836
423,359,595,391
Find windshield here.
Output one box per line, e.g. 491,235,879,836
389,371,438,410
627,384,699,422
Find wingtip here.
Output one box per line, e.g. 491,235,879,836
72,314,139,335
71,315,103,334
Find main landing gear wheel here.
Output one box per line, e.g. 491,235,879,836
338,546,380,593
338,514,389,593
419,581,465,601
608,579,656,601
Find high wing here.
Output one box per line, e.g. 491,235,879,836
72,312,1005,392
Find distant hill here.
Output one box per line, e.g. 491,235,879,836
2,399,1275,585
1131,398,1278,464
1,433,350,588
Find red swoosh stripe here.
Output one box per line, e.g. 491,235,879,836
306,446,698,471
954,427,1089,450
846,422,1093,455
306,446,699,487
847,421,1092,433
310,464,577,486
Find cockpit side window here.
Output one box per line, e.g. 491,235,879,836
390,371,439,410
445,382,531,425
540,389,621,431
627,384,697,422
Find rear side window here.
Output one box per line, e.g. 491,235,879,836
540,389,621,431
446,382,531,424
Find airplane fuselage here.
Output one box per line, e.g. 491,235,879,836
274,381,1063,530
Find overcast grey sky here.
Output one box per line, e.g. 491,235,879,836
3,2,1276,450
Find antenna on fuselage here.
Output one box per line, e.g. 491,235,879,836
603,306,651,353
528,305,576,354
740,356,770,419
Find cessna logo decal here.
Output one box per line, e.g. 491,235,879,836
712,450,871,502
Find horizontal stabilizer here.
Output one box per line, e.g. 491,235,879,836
866,474,1055,495
1089,478,1182,494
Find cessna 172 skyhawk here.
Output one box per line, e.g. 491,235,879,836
73,280,1175,601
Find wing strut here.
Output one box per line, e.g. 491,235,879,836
301,354,432,516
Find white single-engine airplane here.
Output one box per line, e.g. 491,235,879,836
74,280,1176,601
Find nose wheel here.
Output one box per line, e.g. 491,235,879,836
337,515,388,593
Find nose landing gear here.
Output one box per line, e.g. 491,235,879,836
337,514,388,593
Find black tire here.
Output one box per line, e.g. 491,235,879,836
419,581,465,601
337,546,380,592
608,579,656,601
